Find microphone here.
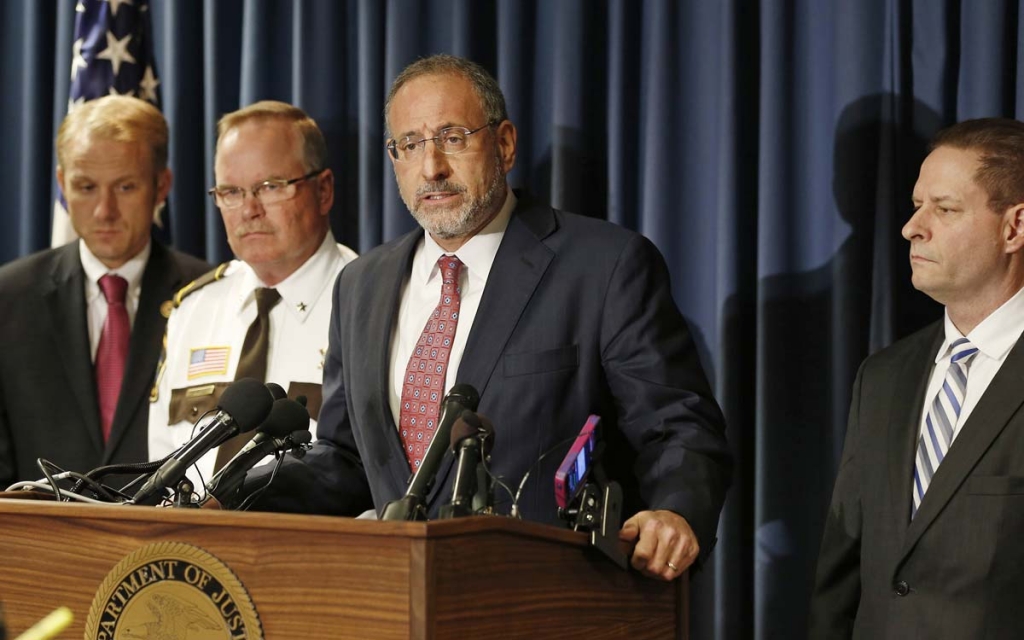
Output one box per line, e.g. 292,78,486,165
381,383,480,521
204,397,310,506
130,378,273,503
439,411,495,519
266,382,287,400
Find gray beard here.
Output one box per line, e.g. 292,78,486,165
405,155,506,240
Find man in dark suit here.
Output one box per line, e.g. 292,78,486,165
250,54,731,579
0,96,209,490
811,118,1024,638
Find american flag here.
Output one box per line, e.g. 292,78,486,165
53,0,163,246
188,347,231,380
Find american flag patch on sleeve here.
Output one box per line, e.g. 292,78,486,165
188,347,230,379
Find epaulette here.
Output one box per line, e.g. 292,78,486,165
150,262,231,403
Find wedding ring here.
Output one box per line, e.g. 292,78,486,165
667,561,679,572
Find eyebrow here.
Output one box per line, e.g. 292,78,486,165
396,123,464,138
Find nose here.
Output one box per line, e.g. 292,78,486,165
239,191,265,220
902,206,928,241
94,187,119,221
420,141,452,181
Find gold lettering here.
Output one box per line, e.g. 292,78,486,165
162,559,180,579
219,598,237,618
148,561,166,581
103,601,122,620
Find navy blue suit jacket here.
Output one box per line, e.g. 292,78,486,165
0,239,209,487
255,196,731,556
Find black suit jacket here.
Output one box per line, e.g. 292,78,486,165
810,321,1024,639
0,240,209,487
255,196,732,556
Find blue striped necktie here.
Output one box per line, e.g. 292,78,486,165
912,337,979,518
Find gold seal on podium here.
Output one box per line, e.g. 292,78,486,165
85,541,262,640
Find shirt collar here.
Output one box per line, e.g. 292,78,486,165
79,238,151,301
940,284,1024,362
414,187,517,286
237,231,340,322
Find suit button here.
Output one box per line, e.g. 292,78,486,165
893,580,910,597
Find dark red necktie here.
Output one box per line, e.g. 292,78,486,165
399,256,463,471
96,274,130,443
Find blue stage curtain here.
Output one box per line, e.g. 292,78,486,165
2,1,1019,637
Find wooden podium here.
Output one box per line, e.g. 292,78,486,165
0,499,686,639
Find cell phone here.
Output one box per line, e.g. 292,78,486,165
554,415,600,509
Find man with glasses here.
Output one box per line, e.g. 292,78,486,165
147,101,357,487
248,55,731,581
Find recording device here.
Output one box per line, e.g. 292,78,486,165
128,378,273,504
554,415,628,570
438,411,495,519
554,415,599,509
381,384,480,521
204,397,310,506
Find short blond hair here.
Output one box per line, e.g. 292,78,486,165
56,95,168,173
216,101,327,172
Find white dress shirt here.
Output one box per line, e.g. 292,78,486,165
387,190,517,428
917,285,1024,445
80,239,150,360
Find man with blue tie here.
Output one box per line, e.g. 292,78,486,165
811,118,1024,638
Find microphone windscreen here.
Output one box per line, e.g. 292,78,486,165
266,382,287,400
449,410,495,453
218,378,274,433
475,413,496,455
447,383,480,411
260,399,310,438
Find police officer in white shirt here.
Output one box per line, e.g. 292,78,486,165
148,101,357,488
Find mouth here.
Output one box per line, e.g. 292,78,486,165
418,192,462,205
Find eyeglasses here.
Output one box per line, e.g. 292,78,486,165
386,122,499,162
207,170,323,209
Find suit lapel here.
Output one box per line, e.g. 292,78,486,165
370,232,421,494
886,326,943,539
901,332,1024,558
43,243,103,452
456,200,555,396
104,243,176,461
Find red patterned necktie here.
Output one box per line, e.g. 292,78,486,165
399,255,463,471
96,274,130,443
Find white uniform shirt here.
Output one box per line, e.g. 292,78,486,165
917,285,1024,445
148,232,357,488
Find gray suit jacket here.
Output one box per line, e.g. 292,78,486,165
810,320,1024,639
0,240,209,487
252,195,732,559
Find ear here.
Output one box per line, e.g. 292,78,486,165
495,120,517,174
56,167,65,194
155,168,173,206
316,168,335,216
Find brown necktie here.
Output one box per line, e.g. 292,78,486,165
213,287,281,471
95,274,130,443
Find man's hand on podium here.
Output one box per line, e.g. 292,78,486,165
618,510,698,581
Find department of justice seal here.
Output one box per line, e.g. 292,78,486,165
85,542,262,640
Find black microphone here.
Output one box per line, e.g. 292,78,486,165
381,383,480,521
204,397,310,505
439,411,495,519
130,378,273,503
266,382,287,400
